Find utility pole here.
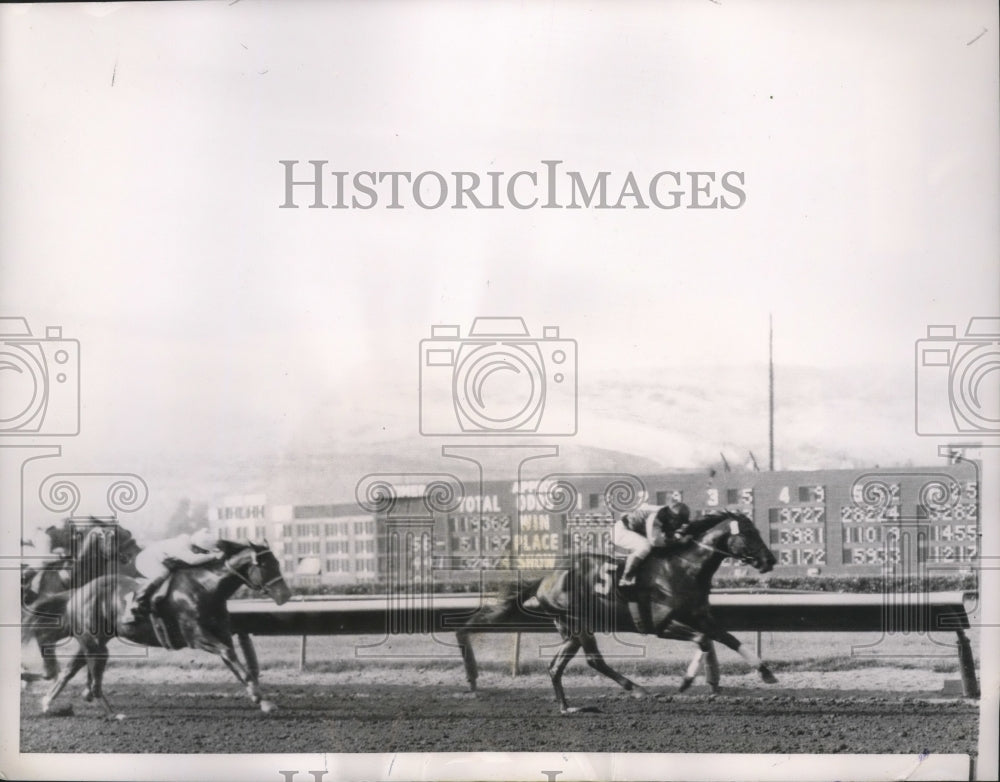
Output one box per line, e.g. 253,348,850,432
769,314,774,471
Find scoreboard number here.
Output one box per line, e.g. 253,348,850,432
706,488,719,507
799,485,825,503
727,487,754,506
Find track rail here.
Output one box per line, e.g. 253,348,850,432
227,590,978,696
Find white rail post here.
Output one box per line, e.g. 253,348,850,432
511,632,522,677
299,634,307,672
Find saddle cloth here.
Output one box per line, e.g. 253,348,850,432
125,575,186,649
610,559,654,634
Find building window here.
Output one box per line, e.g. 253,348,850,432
295,504,334,519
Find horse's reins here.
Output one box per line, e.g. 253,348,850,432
679,519,757,566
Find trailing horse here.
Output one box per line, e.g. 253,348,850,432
27,539,291,718
21,519,141,682
456,510,778,713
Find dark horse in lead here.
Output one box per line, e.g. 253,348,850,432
456,510,778,713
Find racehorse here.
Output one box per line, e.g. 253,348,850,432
455,510,778,713
26,539,292,717
22,520,141,681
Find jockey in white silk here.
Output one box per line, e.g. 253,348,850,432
123,528,223,625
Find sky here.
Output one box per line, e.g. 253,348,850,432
1,0,998,473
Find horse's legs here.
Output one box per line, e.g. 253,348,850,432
82,668,95,701
579,632,648,698
704,642,721,692
677,637,721,694
455,597,526,693
83,641,117,717
454,624,479,693
548,624,583,714
38,638,60,680
706,626,777,684
41,645,87,714
679,646,706,693
205,640,276,712
236,633,260,682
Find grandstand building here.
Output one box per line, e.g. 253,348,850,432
209,494,378,586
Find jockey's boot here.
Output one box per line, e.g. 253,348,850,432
122,574,167,626
618,552,645,588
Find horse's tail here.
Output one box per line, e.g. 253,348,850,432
498,574,545,609
21,590,70,644
457,574,547,691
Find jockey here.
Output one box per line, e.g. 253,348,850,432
122,527,224,625
20,524,70,604
614,501,692,587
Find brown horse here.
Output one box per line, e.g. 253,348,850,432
22,519,141,681
27,539,291,718
456,510,778,713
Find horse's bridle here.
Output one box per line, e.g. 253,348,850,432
687,518,759,566
224,549,284,594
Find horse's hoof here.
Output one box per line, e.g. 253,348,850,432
42,704,73,717
709,685,722,696
759,666,778,684
260,700,277,713
678,676,694,693
112,713,126,721
630,686,650,700
82,688,94,702
561,705,601,715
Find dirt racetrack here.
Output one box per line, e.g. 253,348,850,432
20,669,978,756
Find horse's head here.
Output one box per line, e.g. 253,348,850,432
706,510,776,573
219,539,292,605
117,528,141,563
76,521,138,565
